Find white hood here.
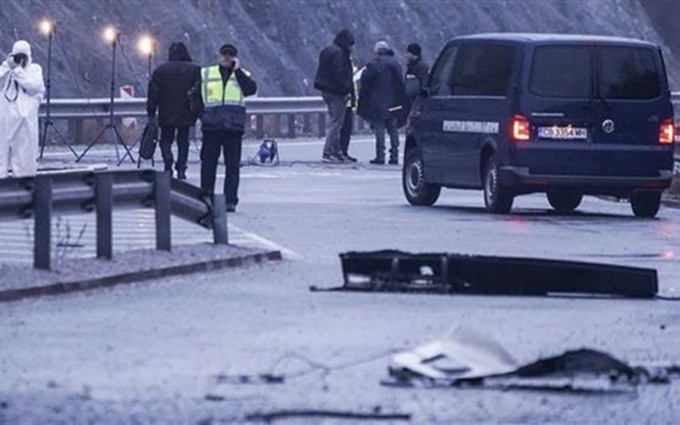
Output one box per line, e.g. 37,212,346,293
10,40,32,63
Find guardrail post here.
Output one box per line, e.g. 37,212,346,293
68,118,83,144
256,115,265,139
318,113,326,138
303,114,312,135
287,114,296,138
95,172,113,259
154,171,172,251
33,176,52,270
212,193,228,245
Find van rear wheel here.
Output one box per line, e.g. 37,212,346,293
547,190,583,213
630,191,662,218
403,148,441,206
483,154,513,214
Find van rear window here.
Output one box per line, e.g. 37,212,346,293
599,47,661,100
529,46,592,98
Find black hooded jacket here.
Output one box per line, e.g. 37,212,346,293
314,30,354,96
147,43,203,127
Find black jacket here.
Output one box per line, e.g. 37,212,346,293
147,55,202,128
314,30,354,96
405,58,429,100
358,50,409,125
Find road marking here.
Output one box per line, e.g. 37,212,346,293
229,224,302,260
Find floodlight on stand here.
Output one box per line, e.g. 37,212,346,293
38,18,78,160
39,19,54,36
103,26,119,45
137,34,155,57
76,25,135,164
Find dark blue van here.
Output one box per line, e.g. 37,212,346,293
403,33,676,217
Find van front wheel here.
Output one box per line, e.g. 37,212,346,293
403,148,441,206
630,191,662,218
483,154,513,214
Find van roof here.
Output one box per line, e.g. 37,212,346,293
452,33,658,48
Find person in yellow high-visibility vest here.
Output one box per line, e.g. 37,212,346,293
200,44,257,212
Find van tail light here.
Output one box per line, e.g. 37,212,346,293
659,118,675,144
510,115,530,142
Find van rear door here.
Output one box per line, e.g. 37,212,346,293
520,45,598,176
592,45,674,177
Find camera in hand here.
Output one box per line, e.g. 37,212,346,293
12,53,28,65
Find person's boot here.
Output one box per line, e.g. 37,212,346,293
369,157,385,165
177,169,187,180
389,149,399,165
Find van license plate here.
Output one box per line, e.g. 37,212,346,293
538,126,588,140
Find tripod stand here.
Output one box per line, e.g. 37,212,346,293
38,22,78,160
76,31,135,164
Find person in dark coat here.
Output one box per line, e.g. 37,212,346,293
314,29,355,163
404,43,429,103
147,42,202,180
358,41,408,165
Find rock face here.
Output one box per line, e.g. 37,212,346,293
0,0,677,98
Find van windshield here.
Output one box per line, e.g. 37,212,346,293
599,46,661,100
529,46,592,99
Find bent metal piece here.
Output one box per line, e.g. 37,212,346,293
382,326,672,393
331,250,658,299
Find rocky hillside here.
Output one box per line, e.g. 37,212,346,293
0,0,678,98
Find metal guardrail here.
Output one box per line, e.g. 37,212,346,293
39,92,680,118
39,96,327,119
0,170,226,269
39,97,330,142
36,93,680,143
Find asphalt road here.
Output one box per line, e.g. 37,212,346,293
1,137,680,424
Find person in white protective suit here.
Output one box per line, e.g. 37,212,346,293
0,40,45,178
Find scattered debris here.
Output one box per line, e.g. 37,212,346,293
383,327,680,393
311,250,659,299
245,408,411,423
214,373,285,385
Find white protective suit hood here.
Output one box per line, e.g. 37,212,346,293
10,40,32,64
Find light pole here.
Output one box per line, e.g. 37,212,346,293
76,26,135,164
38,19,78,160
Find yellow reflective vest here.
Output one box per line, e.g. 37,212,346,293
201,65,251,107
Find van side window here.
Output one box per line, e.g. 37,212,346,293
449,44,515,96
530,46,592,98
599,47,661,100
429,45,458,96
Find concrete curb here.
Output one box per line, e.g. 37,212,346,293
0,249,282,303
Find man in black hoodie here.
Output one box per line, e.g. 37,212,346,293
314,29,355,163
147,42,202,180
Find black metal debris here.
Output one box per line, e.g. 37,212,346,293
314,250,658,299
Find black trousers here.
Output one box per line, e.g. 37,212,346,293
200,129,243,206
159,126,190,172
339,107,353,156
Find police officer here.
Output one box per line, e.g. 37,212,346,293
200,44,257,212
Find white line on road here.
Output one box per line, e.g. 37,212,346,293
229,224,302,260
